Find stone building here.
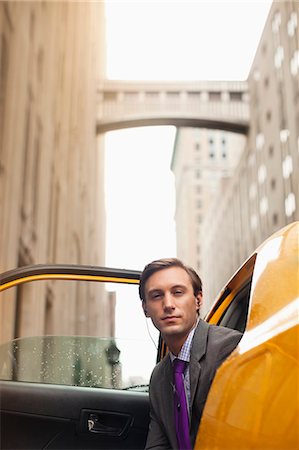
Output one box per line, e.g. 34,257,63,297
0,2,111,342
200,1,299,311
171,128,246,271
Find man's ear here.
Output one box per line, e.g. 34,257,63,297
142,300,149,317
195,292,203,312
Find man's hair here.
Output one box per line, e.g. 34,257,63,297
139,257,202,302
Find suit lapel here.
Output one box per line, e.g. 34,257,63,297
189,320,209,408
160,355,178,447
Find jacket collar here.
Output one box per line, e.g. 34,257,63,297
189,319,209,407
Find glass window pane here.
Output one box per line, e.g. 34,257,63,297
0,279,158,391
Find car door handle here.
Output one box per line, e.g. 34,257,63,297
81,409,133,437
88,413,121,433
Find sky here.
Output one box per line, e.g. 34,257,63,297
103,0,273,380
104,126,177,270
105,0,273,81
104,0,273,270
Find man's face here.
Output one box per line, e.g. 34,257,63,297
143,266,201,342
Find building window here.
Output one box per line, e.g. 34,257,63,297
256,133,265,151
221,135,227,158
208,135,215,159
285,192,296,217
209,91,221,101
271,178,276,190
280,129,290,143
272,12,281,33
282,155,293,179
196,199,202,208
260,196,269,215
274,46,284,69
287,11,298,37
269,145,274,157
187,91,201,100
103,91,117,101
290,50,299,76
253,69,260,81
229,91,243,101
195,142,200,151
264,76,269,88
166,91,180,100
266,110,272,121
273,213,279,225
195,170,201,179
262,43,267,55
258,165,267,184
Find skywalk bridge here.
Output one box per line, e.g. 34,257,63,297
96,80,250,135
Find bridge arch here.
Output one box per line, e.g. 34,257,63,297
96,80,249,135
96,116,248,135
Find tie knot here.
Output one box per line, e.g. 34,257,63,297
173,358,187,374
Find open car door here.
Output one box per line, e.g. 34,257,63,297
0,264,160,450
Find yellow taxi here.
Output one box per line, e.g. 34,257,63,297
195,221,299,450
0,222,298,449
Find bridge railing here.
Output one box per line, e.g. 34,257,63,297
97,97,249,121
96,80,249,129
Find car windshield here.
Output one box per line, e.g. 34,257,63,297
0,277,159,391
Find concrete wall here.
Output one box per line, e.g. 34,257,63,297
0,2,110,342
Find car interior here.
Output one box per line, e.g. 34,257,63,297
217,279,252,333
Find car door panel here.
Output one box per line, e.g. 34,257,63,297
1,380,149,449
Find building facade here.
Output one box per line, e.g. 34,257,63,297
0,2,111,342
200,1,299,311
171,128,246,272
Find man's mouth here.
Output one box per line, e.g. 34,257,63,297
161,316,180,321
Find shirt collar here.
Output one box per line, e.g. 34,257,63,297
169,317,199,363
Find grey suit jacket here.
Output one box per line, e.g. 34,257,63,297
145,319,242,449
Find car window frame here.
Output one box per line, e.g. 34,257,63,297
205,254,257,332
0,264,141,292
1,264,161,391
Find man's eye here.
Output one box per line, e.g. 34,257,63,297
174,290,183,295
152,293,162,299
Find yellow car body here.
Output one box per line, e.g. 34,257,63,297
195,221,299,450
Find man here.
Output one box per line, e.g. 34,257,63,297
139,258,242,450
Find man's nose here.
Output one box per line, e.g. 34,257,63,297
163,293,175,310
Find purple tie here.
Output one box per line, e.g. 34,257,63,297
173,358,192,450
